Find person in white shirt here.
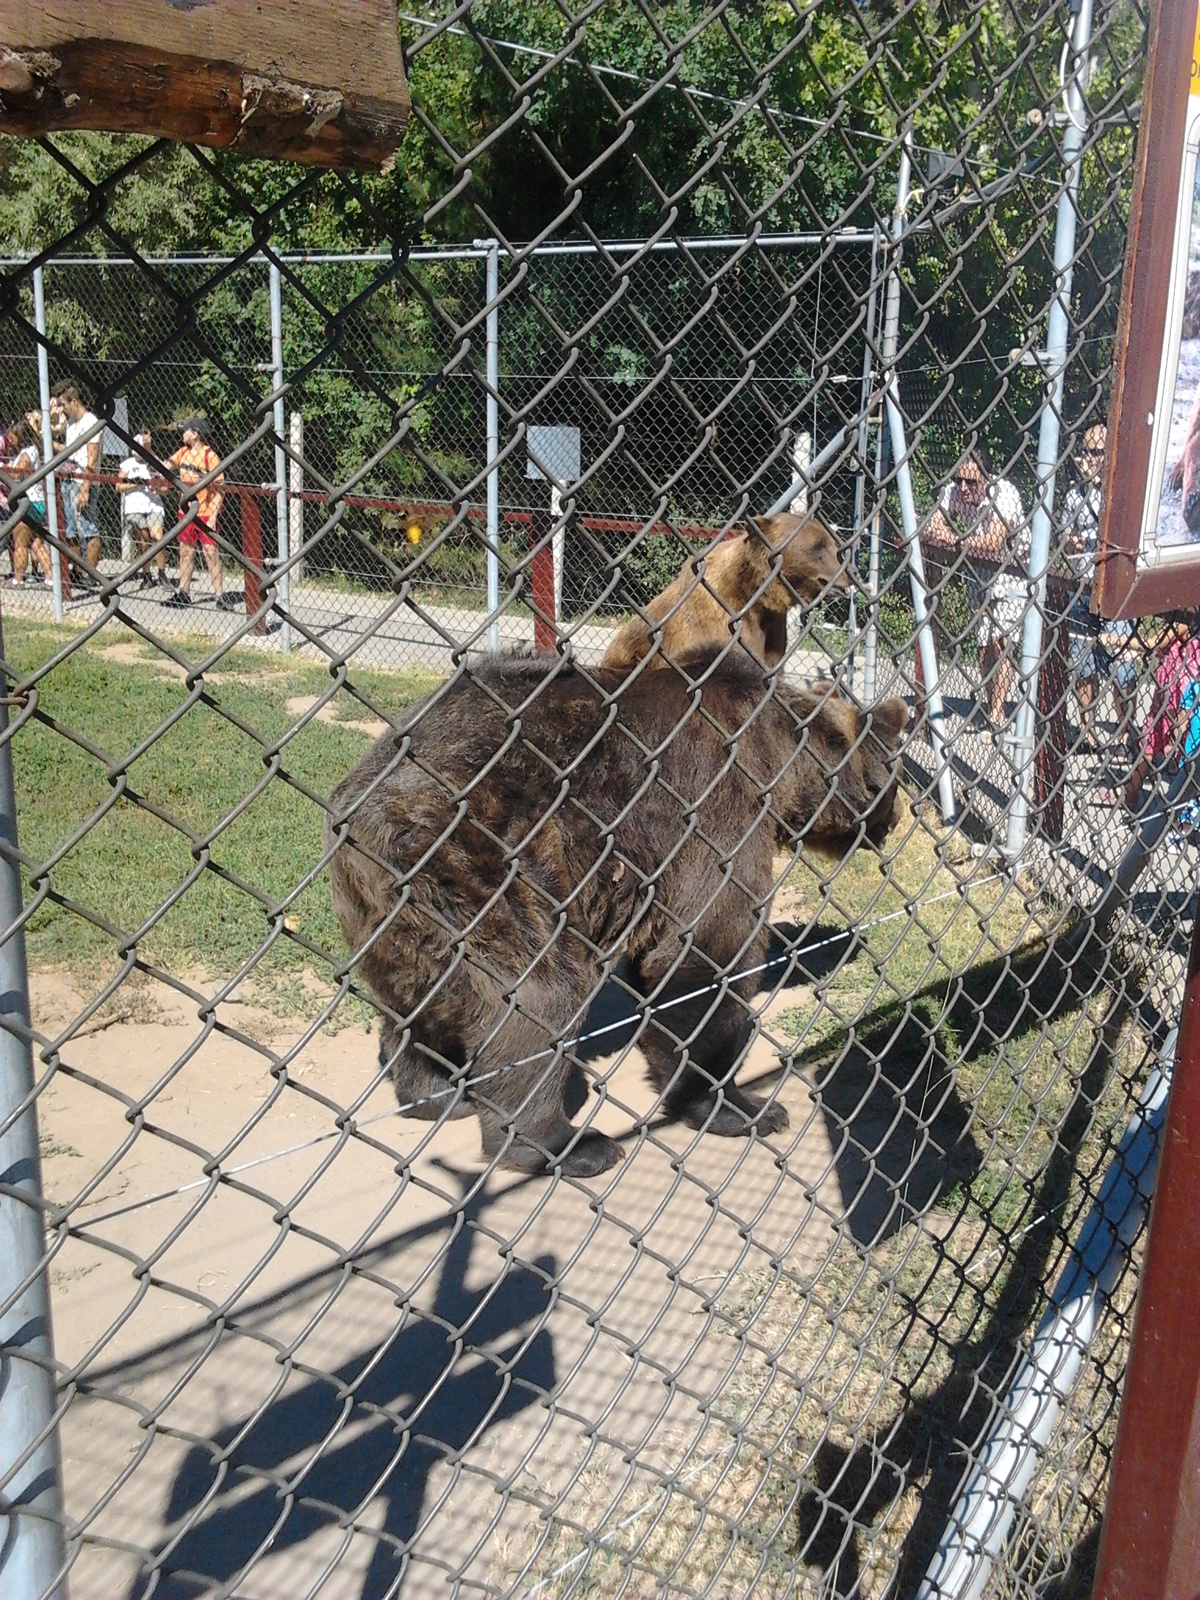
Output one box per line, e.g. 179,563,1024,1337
55,382,102,588
926,449,1028,728
117,431,168,589
4,418,52,586
1062,424,1137,755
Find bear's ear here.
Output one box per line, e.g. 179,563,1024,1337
750,511,819,549
749,511,801,546
859,697,909,747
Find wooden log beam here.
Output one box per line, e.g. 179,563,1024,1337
0,1,409,172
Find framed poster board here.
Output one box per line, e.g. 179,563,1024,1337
1096,0,1200,617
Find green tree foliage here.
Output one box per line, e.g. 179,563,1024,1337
0,1,1145,569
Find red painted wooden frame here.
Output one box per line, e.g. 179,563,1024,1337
1095,0,1200,620
1092,901,1200,1597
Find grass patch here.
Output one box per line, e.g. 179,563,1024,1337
7,618,439,1019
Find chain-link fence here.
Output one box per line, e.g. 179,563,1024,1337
0,2,1189,1597
0,232,876,666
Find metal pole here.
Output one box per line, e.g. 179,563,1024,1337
789,431,812,515
268,261,290,653
863,403,886,706
1004,0,1094,862
881,131,956,823
32,269,62,624
486,241,501,654
764,427,849,517
919,1028,1172,1600
787,429,812,674
288,412,304,583
852,224,882,701
0,611,69,1600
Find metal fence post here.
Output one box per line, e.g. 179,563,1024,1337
289,411,304,583
863,401,886,706
1004,0,1094,862
268,260,291,653
880,131,956,822
853,224,882,700
485,240,501,653
0,609,68,1600
32,269,63,626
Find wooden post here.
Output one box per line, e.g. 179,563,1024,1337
55,481,71,604
529,509,556,653
1033,581,1070,845
1092,909,1200,1598
0,1,409,172
240,492,267,635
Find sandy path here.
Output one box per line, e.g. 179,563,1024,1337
31,964,844,1598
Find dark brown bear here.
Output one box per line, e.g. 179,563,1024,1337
325,653,906,1177
601,512,844,672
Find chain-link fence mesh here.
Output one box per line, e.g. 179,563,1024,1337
0,2,1189,1597
0,234,878,665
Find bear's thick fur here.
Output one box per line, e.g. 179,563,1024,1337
325,653,906,1177
602,512,843,672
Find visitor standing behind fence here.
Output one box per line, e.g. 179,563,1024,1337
3,419,52,587
55,381,102,590
925,448,1028,730
164,417,234,611
1063,424,1138,757
117,431,168,590
1103,612,1200,812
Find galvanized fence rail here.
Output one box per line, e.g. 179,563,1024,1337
0,3,1186,1597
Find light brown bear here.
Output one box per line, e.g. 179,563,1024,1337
325,651,906,1178
602,512,844,672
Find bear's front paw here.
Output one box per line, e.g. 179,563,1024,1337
556,1128,625,1177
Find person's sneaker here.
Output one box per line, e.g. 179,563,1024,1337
215,593,238,612
163,590,192,609
137,572,156,590
1167,829,1192,852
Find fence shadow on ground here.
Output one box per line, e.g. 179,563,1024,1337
146,1170,557,1600
783,938,1132,1597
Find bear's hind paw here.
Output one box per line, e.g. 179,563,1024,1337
681,1088,790,1138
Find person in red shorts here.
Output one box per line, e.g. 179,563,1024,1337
163,417,236,610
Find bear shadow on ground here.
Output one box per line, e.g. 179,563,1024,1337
573,922,854,1064
147,1172,557,1600
577,920,980,1249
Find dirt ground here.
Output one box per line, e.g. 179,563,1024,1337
34,956,846,1599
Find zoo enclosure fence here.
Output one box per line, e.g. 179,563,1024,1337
0,2,1188,1599
0,231,881,666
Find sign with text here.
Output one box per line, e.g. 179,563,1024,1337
526,425,580,485
1097,0,1200,615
